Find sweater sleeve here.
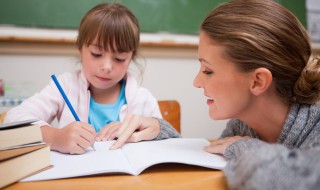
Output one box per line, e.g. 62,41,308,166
153,118,181,140
224,143,320,190
224,138,264,160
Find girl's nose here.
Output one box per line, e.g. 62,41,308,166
100,59,112,72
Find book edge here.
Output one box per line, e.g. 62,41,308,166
0,145,51,188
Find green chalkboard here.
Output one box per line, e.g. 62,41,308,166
0,0,306,35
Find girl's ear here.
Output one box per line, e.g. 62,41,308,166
249,68,273,96
78,48,82,60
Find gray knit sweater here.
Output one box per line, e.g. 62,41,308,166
154,118,181,140
221,103,320,190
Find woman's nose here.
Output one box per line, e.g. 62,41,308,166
193,73,202,88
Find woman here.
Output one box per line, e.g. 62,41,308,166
194,0,320,189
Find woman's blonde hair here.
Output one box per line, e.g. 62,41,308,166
76,3,140,59
201,0,320,104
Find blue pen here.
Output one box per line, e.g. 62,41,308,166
51,74,96,151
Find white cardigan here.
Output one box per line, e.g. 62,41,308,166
5,70,162,128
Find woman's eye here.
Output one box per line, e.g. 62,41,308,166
91,52,102,57
202,70,213,75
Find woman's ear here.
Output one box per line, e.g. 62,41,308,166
249,68,273,96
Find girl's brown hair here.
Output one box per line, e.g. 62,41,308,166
201,0,320,104
76,3,140,59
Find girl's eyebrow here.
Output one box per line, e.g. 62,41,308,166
89,44,132,54
89,44,103,49
90,44,100,47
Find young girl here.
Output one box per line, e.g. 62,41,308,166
4,3,179,154
194,0,320,189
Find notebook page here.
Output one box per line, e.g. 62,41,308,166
22,141,134,182
122,138,227,175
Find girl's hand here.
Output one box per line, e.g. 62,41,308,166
204,136,251,155
42,121,96,154
109,114,161,150
96,122,122,141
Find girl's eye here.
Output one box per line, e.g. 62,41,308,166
91,52,102,57
115,58,126,63
202,70,213,75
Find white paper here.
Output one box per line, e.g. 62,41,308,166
22,138,227,182
123,138,227,175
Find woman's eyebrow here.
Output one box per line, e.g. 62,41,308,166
199,58,209,63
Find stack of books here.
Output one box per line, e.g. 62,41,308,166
0,120,51,188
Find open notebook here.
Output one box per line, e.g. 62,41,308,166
22,138,227,182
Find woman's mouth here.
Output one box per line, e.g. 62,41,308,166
206,98,214,105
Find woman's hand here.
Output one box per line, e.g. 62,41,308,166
204,136,251,155
96,122,122,141
41,121,96,154
109,114,161,150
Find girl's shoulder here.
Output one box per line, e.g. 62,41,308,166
56,70,81,80
124,72,154,97
51,70,87,92
55,70,85,85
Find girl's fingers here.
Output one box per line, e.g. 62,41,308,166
79,122,96,135
107,129,120,141
96,122,120,141
77,134,92,149
69,146,86,155
78,125,96,145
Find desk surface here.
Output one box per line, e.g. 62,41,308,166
4,164,228,190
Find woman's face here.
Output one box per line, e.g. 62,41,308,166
194,32,254,120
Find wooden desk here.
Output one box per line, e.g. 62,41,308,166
4,164,228,190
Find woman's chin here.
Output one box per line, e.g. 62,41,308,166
209,111,226,120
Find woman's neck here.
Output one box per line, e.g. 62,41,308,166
240,96,290,143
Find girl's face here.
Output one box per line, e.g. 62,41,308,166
80,42,133,91
194,32,253,120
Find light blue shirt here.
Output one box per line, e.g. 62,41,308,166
88,82,127,132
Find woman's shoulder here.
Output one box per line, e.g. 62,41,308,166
292,103,320,126
310,103,320,113
226,119,248,129
223,119,258,138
